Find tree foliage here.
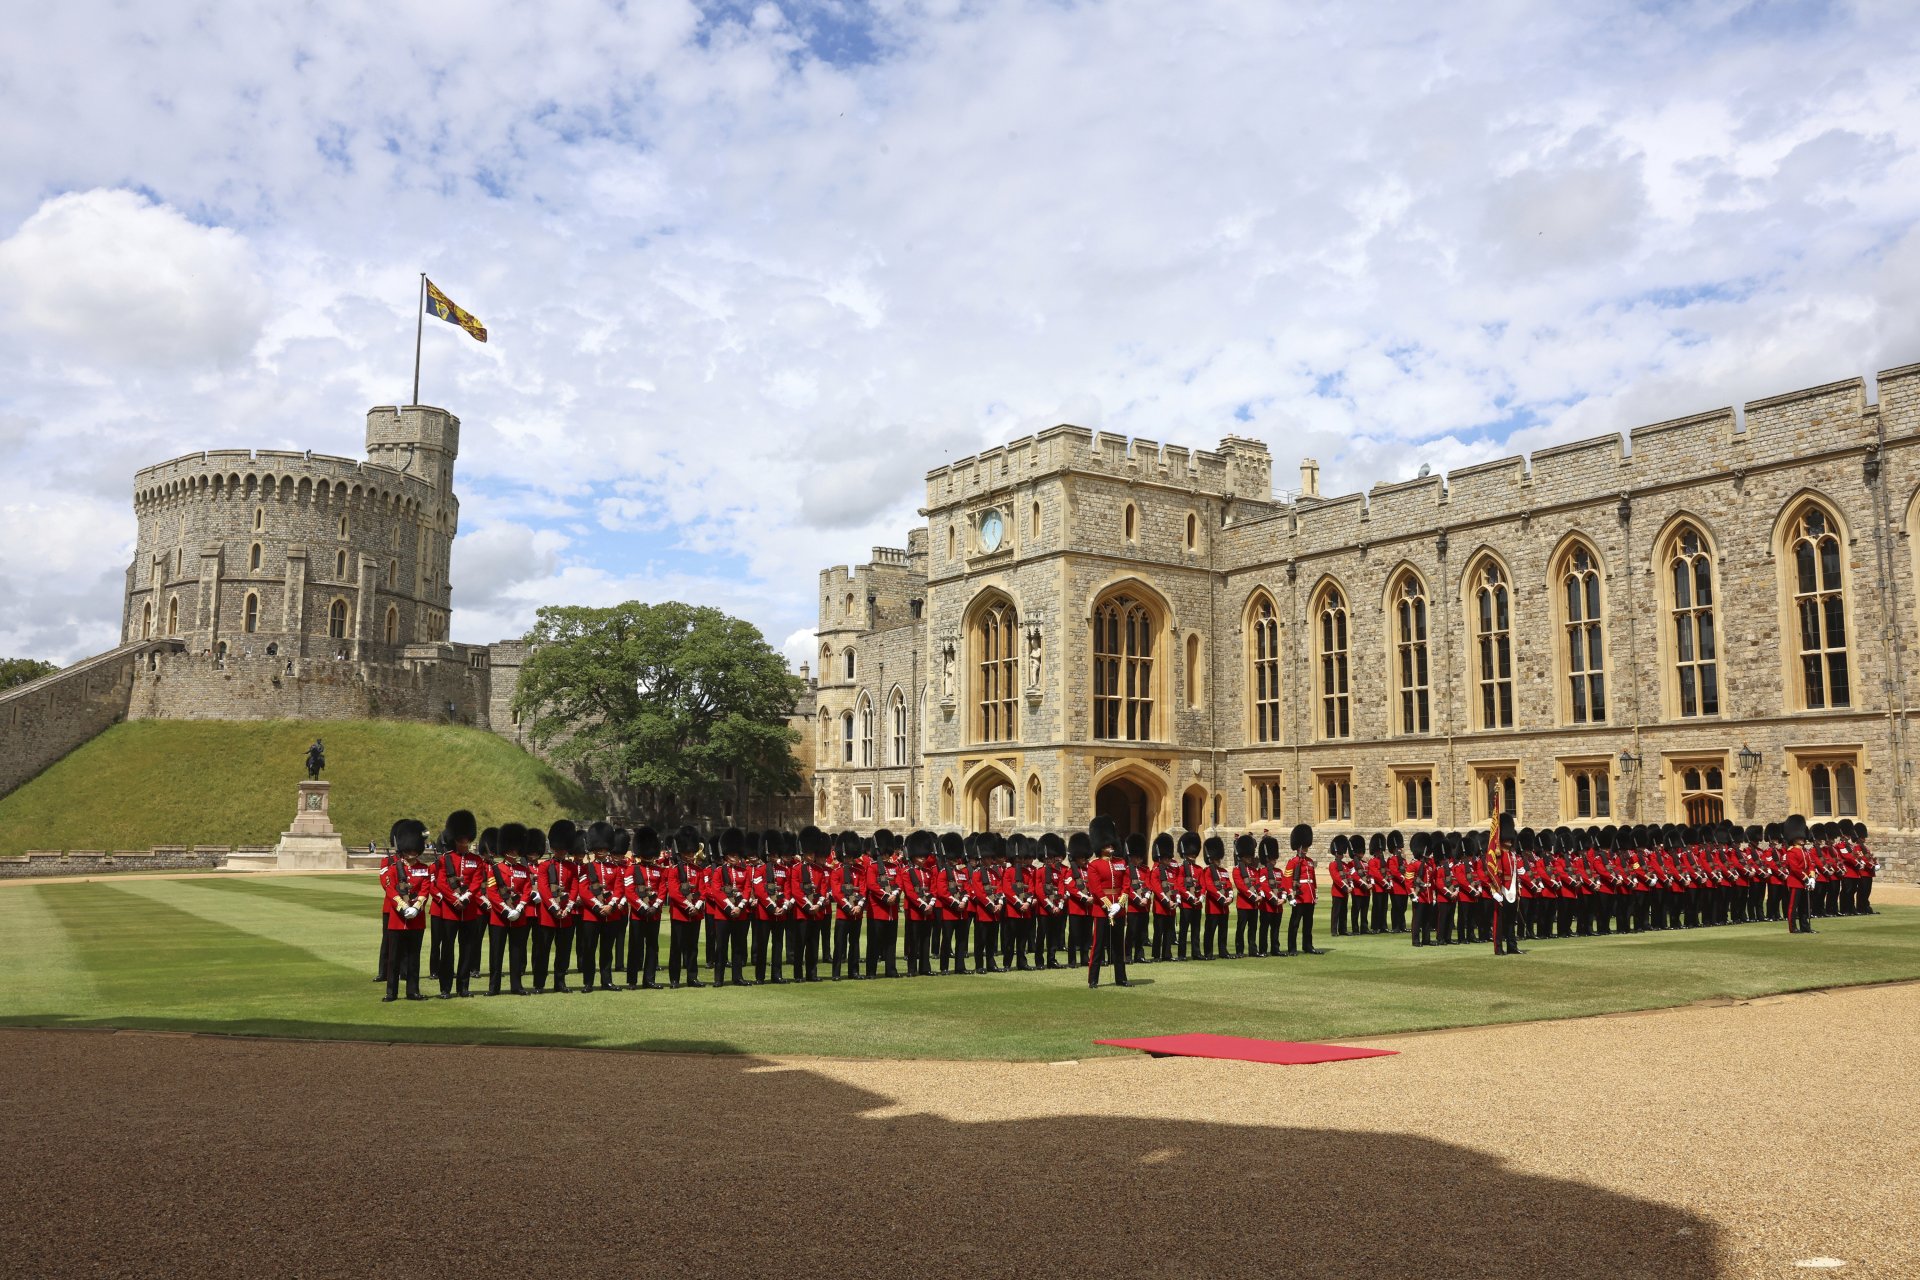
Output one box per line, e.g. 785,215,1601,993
510,601,801,824
0,658,58,690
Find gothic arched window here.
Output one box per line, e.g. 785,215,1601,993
1784,502,1851,709
1314,583,1350,739
1093,590,1158,741
1248,592,1281,744
1471,558,1514,729
1393,571,1430,734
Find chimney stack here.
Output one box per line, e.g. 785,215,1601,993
1300,458,1320,499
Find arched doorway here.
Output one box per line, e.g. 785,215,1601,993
1091,764,1166,842
1182,784,1207,833
965,767,1018,833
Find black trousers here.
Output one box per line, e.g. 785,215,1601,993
1152,912,1174,961
1088,913,1127,986
1350,894,1370,934
487,923,529,993
430,916,461,993
625,917,660,986
1004,917,1034,969
532,923,575,990
833,916,863,977
1260,909,1284,954
1202,912,1227,957
668,919,702,984
1176,907,1201,958
1235,907,1260,955
1493,897,1520,955
718,918,750,984
575,920,605,990
1287,903,1316,953
1411,900,1429,946
794,919,825,981
1373,894,1391,932
941,918,971,972
1330,897,1347,935
459,917,485,980
1066,915,1091,966
974,919,1002,970
867,919,900,975
1390,894,1408,932
1435,900,1455,943
384,927,424,998
1046,912,1067,964
1788,884,1813,933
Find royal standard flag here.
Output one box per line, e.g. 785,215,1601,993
424,278,488,343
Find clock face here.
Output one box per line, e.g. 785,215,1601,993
979,509,1005,553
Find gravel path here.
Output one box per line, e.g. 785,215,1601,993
2,977,1910,1278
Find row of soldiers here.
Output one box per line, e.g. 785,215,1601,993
376,816,1330,999
1320,818,1876,946
376,811,1873,999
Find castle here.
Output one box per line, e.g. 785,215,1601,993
0,405,534,801
810,362,1920,878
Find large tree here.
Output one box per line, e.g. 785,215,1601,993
0,658,58,690
511,601,801,826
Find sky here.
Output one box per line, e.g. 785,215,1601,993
3,0,1918,668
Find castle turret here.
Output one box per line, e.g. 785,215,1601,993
365,405,460,491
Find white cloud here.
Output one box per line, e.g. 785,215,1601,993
2,1,1919,666
0,190,265,369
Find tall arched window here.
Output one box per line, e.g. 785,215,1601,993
972,595,1019,743
254,507,264,531
841,710,855,765
248,543,262,571
820,644,833,680
1785,502,1851,709
1471,558,1514,729
166,597,179,635
857,694,875,766
843,648,856,681
243,593,259,634
385,606,399,645
141,601,153,639
1185,512,1198,551
1123,504,1137,541
820,714,833,765
1184,632,1202,708
328,599,349,640
386,559,398,588
1557,541,1607,724
1248,592,1281,743
890,688,908,765
1666,522,1720,717
1393,571,1430,734
1314,583,1350,739
336,550,348,579
1093,590,1157,741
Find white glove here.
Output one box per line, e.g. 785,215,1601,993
1106,902,1122,919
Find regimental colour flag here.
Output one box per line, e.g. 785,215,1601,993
424,278,487,343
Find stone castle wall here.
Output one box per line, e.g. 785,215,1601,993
125,644,499,728
0,641,174,797
813,363,1920,880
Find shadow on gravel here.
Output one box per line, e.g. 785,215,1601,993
0,1026,1721,1279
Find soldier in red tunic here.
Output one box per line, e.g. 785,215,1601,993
623,827,665,990
484,822,535,996
381,819,433,1002
1083,816,1132,988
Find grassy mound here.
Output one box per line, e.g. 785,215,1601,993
0,720,595,856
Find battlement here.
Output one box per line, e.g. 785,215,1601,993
133,448,440,515
926,424,1272,509
1221,364,1908,559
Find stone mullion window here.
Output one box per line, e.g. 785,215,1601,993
890,690,908,766
1472,560,1514,729
1789,506,1851,709
974,600,1019,743
1394,574,1430,734
1316,586,1350,739
1561,546,1606,724
858,696,874,767
1668,525,1720,717
1249,595,1281,743
1093,593,1156,742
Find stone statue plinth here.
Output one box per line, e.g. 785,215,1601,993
269,780,350,870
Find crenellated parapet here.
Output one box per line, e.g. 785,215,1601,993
926,424,1272,511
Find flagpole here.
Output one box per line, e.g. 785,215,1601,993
411,273,425,406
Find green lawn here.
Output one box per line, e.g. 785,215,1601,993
0,720,594,857
4,875,1916,1060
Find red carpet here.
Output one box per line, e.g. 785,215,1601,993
1093,1033,1398,1065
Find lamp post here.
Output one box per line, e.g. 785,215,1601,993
1619,749,1642,820
1736,744,1762,820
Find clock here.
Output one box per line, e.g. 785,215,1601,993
978,508,1005,553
